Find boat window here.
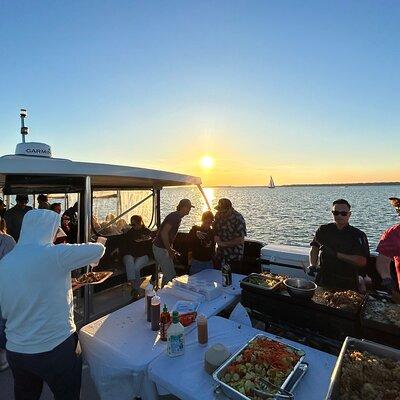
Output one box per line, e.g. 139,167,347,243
92,189,155,236
83,189,155,322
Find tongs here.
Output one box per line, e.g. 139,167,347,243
253,377,294,399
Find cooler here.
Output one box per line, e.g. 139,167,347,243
260,244,310,279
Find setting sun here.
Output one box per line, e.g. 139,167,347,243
200,155,214,169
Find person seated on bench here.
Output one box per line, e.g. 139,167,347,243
121,215,152,296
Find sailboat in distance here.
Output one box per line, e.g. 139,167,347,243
268,176,275,189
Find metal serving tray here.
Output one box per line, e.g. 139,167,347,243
361,296,400,336
325,336,400,399
213,334,306,400
241,273,283,293
311,288,366,320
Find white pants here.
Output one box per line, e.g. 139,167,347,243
123,255,150,290
152,244,176,287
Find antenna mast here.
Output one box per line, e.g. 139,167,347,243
20,108,28,143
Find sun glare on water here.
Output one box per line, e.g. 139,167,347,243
200,155,214,169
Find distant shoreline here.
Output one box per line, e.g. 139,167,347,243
205,182,400,188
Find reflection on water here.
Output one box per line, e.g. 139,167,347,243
161,185,400,249
202,187,215,212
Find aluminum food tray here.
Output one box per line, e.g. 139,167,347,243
325,336,400,399
240,273,283,294
213,334,306,400
311,288,366,320
360,296,400,336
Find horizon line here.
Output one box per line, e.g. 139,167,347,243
203,181,400,188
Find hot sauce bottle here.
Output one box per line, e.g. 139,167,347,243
160,304,171,341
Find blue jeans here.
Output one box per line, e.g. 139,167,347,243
0,308,6,349
190,259,214,275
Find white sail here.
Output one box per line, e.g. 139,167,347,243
268,176,275,189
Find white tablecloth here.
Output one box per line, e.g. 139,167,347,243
148,316,337,400
79,270,244,400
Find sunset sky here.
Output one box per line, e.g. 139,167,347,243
0,1,399,186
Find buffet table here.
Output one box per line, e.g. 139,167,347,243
148,316,337,400
79,269,244,400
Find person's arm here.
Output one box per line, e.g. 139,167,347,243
309,245,319,266
336,233,369,267
218,236,244,247
56,242,105,272
336,252,367,267
376,253,392,279
187,227,195,264
375,253,399,302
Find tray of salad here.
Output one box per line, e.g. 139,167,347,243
213,334,305,400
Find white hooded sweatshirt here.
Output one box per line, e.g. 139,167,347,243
0,209,105,354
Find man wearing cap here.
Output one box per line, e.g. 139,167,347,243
375,197,400,297
153,199,194,286
309,199,370,291
4,195,33,242
213,198,247,273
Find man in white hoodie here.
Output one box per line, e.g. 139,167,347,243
0,209,105,400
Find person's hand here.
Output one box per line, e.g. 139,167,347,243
382,277,396,293
168,248,180,259
320,245,337,258
196,231,207,240
71,278,84,291
307,265,318,277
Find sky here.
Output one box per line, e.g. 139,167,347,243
0,1,399,186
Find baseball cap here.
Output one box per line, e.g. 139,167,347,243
177,199,195,210
215,198,232,211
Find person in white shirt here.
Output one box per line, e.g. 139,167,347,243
0,215,16,371
0,209,105,400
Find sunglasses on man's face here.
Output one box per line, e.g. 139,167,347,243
332,210,349,217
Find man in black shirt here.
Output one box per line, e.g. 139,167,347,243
309,199,370,291
188,211,215,275
4,195,33,242
153,199,194,286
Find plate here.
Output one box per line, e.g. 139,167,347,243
75,271,113,285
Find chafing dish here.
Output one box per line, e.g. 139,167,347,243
213,334,306,400
325,336,400,399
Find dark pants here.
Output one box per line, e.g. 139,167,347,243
7,334,82,400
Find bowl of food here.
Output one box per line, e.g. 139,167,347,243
284,278,317,300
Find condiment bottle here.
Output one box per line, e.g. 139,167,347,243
151,292,161,331
197,314,208,345
167,311,185,357
145,283,155,322
221,263,232,287
160,304,171,341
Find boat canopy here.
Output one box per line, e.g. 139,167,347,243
0,154,202,190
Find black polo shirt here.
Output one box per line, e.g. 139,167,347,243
310,223,370,290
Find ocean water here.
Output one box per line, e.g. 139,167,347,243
161,185,400,249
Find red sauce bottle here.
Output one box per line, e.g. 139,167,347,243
160,304,171,341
